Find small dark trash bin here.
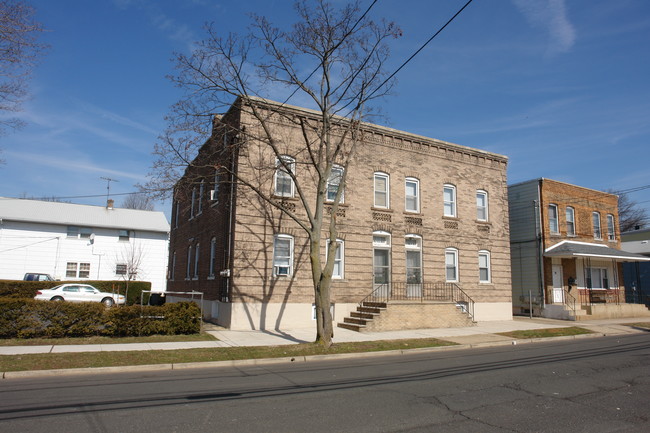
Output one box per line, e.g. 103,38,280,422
149,293,166,306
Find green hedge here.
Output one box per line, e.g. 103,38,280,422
0,280,152,305
0,299,201,338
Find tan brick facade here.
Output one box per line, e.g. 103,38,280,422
168,99,512,329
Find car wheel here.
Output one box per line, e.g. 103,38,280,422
102,297,115,307
51,296,64,302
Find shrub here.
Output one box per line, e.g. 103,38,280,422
0,280,152,305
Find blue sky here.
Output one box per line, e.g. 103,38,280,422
2,0,649,221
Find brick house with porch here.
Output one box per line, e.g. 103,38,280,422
167,97,512,331
508,178,650,320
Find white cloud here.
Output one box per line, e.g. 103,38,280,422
513,0,576,54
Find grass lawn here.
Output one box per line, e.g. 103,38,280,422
0,333,217,346
0,338,456,372
497,327,594,339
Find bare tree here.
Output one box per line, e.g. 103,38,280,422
146,0,400,346
121,193,155,211
617,193,649,232
116,241,145,305
0,0,47,161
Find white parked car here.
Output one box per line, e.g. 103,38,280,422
34,284,125,307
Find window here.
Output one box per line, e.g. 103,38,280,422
586,267,609,289
326,165,344,202
326,239,344,279
116,264,127,276
118,230,130,241
274,155,295,197
198,180,204,215
209,237,217,278
566,207,575,236
445,248,458,282
548,204,559,234
405,178,419,213
190,187,196,219
273,235,293,276
174,200,179,228
186,246,192,279
478,250,490,283
476,190,488,221
67,226,92,239
593,212,602,239
171,251,176,280
66,262,90,278
443,184,456,217
405,235,422,285
374,172,390,208
193,243,200,279
607,214,615,241
212,169,221,203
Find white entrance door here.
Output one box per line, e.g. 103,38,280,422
552,264,564,303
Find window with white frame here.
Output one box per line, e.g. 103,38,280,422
209,237,217,278
327,165,344,202
326,239,344,279
548,204,559,234
274,155,295,197
186,246,192,279
115,263,127,276
273,235,294,276
198,180,204,215
405,178,419,213
212,169,221,203
66,262,90,278
566,206,576,236
193,243,200,279
67,226,92,239
478,250,491,283
190,187,196,219
443,184,456,217
586,267,609,289
405,235,422,284
374,172,390,208
445,248,458,282
476,190,488,221
607,214,615,241
593,212,602,239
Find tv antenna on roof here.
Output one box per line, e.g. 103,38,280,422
100,177,119,202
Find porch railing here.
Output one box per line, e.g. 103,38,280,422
562,289,577,317
578,288,623,305
360,282,475,321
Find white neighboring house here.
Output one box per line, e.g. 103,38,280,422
0,197,170,290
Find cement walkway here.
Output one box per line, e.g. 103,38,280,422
1,316,648,356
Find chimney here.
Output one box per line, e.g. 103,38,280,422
107,199,114,209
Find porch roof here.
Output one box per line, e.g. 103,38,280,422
544,240,650,262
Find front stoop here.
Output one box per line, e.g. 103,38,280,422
337,301,474,332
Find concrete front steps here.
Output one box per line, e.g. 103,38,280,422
337,301,475,333
543,303,650,321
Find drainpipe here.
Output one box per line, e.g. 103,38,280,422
535,181,546,315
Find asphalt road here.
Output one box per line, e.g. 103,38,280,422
1,334,649,432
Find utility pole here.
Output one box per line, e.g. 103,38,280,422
100,177,119,202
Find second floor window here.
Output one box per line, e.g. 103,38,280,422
374,172,389,208
548,204,559,234
327,165,344,202
274,156,295,197
405,178,419,212
607,214,615,241
593,212,602,239
198,180,204,215
476,190,488,221
443,185,456,217
190,187,197,219
566,207,575,236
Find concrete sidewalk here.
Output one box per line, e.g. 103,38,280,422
1,316,648,356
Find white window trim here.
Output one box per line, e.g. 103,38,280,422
186,246,192,280
326,165,345,203
374,172,390,209
443,184,457,217
190,187,196,219
274,155,295,197
209,237,217,279
548,204,559,234
405,177,420,213
405,234,422,285
326,239,344,279
593,212,602,240
476,190,488,221
566,206,576,237
478,250,491,283
197,180,204,215
273,234,294,277
607,214,616,241
193,243,200,280
445,248,459,282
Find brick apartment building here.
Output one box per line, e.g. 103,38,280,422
508,178,650,320
167,97,513,330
